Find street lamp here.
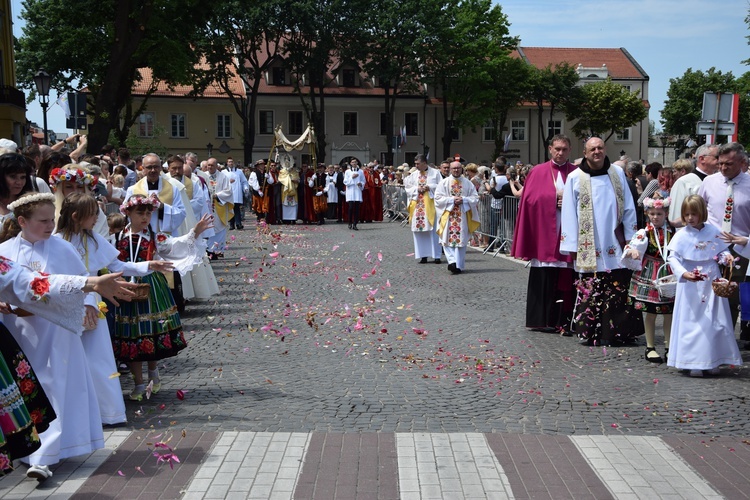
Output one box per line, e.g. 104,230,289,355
33,69,52,145
660,133,669,163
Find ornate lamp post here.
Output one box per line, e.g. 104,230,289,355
660,133,669,163
33,69,52,145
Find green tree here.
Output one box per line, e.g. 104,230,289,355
568,78,647,142
284,0,360,163
524,62,582,160
421,0,518,159
15,0,210,152
347,0,427,165
485,56,531,159
661,67,736,139
194,0,289,165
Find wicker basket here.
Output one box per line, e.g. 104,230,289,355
132,283,151,302
653,263,677,299
712,265,738,298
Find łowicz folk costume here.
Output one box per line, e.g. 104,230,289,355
560,157,644,345
434,174,480,273
112,196,206,365
309,166,329,225
405,165,443,262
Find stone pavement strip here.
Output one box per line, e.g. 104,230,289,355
1,221,749,499
3,432,749,499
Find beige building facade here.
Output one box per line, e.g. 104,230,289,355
129,46,650,167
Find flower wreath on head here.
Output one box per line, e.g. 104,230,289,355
643,196,671,209
119,194,161,215
48,167,98,192
6,192,55,213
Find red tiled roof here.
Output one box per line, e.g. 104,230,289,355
133,63,245,98
130,46,648,98
514,47,648,80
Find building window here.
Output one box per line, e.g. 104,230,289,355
379,152,388,165
170,113,186,138
483,120,494,142
342,68,356,87
616,128,631,141
138,112,155,138
272,67,286,85
447,120,461,142
289,111,303,135
622,84,632,92
404,152,418,166
511,120,526,141
547,120,562,138
343,112,358,135
301,154,313,166
259,110,274,135
217,114,231,138
405,113,419,136
379,113,387,136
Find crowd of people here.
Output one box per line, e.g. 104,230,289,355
0,139,220,481
509,135,746,379
0,130,747,484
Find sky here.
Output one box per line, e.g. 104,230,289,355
13,0,750,136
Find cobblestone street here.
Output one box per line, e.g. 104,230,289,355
4,220,750,499
123,220,749,436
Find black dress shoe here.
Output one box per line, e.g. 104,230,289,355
451,267,462,275
433,259,441,264
448,263,456,272
420,257,428,264
353,225,359,230
348,224,352,229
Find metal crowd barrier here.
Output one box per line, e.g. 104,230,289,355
380,185,520,258
470,194,519,256
494,196,519,255
382,184,409,222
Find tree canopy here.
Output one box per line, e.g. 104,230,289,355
568,78,647,142
420,0,518,159
661,67,736,139
524,62,582,159
16,0,211,153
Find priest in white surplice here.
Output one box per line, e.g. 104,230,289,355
435,161,480,274
405,154,442,264
124,153,186,234
560,137,644,346
167,156,219,300
206,157,233,259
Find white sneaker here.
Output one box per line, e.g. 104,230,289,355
27,464,52,480
689,369,704,378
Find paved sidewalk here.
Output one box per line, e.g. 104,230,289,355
2,431,749,499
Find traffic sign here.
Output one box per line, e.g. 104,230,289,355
696,121,735,136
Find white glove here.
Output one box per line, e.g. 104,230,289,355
259,192,264,197
315,192,323,197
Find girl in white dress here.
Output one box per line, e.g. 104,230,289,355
0,193,102,479
54,193,174,423
666,195,742,377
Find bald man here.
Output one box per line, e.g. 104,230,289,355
560,137,643,346
434,161,480,274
